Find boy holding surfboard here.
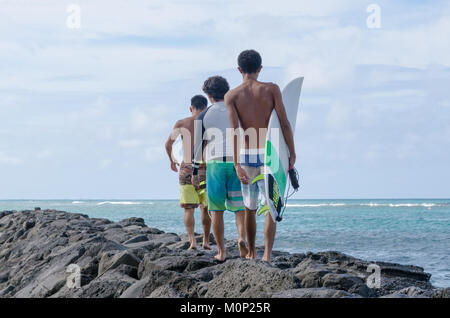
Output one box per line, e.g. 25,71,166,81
225,50,297,263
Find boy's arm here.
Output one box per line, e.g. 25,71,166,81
192,110,206,177
165,121,181,172
225,92,250,184
272,84,296,168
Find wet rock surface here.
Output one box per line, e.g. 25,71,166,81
0,210,446,298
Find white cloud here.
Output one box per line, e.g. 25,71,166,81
1,0,449,97
395,135,420,159
130,107,151,132
438,99,450,107
68,96,109,121
36,150,52,160
362,89,427,99
130,105,171,135
118,139,145,148
363,144,386,162
0,152,22,166
326,103,352,129
144,146,164,163
445,126,450,142
99,159,112,169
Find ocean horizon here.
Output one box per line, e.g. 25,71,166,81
1,198,449,288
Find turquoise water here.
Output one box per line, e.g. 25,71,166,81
0,199,449,288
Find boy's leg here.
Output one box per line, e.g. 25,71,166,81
254,174,275,263
207,161,228,261
226,162,248,258
179,163,201,250
211,211,226,261
239,165,260,259
245,209,257,259
234,210,248,258
262,212,277,263
198,164,211,249
200,204,211,249
184,207,196,250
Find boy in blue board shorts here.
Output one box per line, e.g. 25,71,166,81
192,76,248,261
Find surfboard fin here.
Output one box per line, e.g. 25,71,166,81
257,204,270,216
251,174,264,185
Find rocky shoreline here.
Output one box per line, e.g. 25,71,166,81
0,209,448,298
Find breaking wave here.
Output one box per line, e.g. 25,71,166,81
286,202,444,208
286,203,346,207
96,201,153,206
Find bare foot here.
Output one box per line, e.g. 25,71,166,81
261,255,271,264
188,244,197,250
214,251,226,262
246,250,256,260
238,240,248,258
202,241,211,250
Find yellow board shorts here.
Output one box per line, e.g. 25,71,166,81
179,162,207,209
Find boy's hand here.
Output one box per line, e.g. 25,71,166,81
170,160,179,172
235,165,250,184
289,153,296,169
191,174,199,189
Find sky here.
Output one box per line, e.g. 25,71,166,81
0,0,449,199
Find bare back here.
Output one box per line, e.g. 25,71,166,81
227,80,276,149
171,116,195,164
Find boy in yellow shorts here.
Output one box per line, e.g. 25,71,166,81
179,162,207,211
165,95,211,250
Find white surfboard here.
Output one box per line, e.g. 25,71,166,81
264,77,304,222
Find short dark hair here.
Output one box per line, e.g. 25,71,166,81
238,50,262,74
191,95,208,110
202,76,230,101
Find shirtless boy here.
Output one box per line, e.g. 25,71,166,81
165,95,211,250
225,50,296,263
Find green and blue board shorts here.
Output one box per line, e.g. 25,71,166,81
206,161,245,212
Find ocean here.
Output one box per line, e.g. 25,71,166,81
1,199,449,288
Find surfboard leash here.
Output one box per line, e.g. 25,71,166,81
280,167,300,220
